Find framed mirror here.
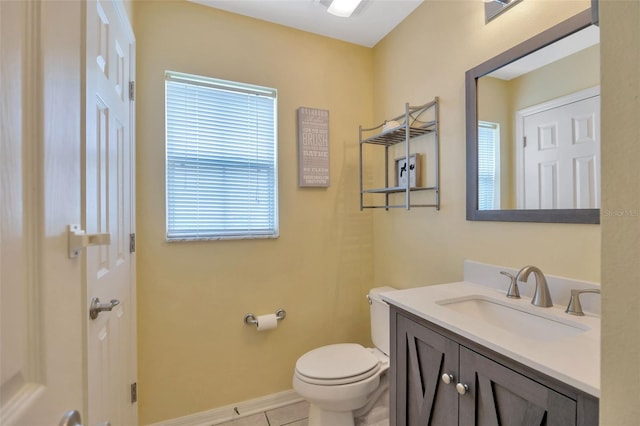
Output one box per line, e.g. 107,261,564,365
466,9,600,223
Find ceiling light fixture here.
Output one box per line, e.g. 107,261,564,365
485,0,522,23
327,0,363,17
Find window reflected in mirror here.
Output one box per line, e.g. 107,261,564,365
478,121,501,210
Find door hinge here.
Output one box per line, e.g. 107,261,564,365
130,382,138,403
129,233,136,253
129,81,135,101
523,136,527,148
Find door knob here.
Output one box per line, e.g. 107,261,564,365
441,373,454,384
58,410,110,426
59,410,82,426
90,297,120,320
456,383,469,395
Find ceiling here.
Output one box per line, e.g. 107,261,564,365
189,0,424,47
488,24,600,80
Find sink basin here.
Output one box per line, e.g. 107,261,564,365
437,296,589,341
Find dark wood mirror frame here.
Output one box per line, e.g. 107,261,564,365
466,7,600,224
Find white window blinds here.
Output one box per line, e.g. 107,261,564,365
165,71,278,240
477,121,501,210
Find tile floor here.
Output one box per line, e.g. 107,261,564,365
214,401,309,426
212,397,389,426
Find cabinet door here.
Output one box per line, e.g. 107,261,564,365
394,313,459,426
458,347,577,426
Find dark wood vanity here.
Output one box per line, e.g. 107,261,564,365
389,306,599,426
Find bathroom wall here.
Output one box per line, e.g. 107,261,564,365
477,76,513,208
371,0,599,288
134,1,374,423
600,1,640,423
376,2,640,423
509,45,599,111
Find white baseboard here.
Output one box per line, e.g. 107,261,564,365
147,389,304,426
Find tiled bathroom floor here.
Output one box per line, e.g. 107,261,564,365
214,401,309,426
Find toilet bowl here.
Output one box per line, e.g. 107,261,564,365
293,287,395,426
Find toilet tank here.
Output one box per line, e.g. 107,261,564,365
368,286,396,356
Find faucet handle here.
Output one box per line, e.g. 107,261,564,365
500,271,520,299
566,288,601,316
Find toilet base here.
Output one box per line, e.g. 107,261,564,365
308,403,355,426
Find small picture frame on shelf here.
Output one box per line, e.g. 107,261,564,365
395,153,421,188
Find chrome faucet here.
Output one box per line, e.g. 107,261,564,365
515,265,553,307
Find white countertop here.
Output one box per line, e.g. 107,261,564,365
381,281,600,397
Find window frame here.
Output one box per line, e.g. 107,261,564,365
164,71,279,241
477,120,501,210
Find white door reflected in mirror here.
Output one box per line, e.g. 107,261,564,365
518,90,600,209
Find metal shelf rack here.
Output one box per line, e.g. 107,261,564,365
359,97,440,210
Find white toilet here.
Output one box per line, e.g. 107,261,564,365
293,287,395,426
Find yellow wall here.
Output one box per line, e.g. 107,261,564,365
371,0,598,289
600,0,640,424
509,44,600,111
477,76,514,208
134,1,374,423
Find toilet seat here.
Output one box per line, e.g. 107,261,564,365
295,343,380,386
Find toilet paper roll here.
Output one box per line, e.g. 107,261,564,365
256,313,278,331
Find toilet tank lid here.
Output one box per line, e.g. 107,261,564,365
368,286,396,302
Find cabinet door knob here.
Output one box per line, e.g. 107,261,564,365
456,383,469,395
441,373,454,384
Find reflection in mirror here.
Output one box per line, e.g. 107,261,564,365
484,0,524,23
466,9,601,223
477,25,600,210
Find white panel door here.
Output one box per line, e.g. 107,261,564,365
518,89,600,209
84,1,137,425
1,0,85,424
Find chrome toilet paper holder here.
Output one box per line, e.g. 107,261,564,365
244,308,287,326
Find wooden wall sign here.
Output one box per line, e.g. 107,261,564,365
297,107,329,187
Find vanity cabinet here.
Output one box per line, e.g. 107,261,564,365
390,307,599,426
358,97,439,210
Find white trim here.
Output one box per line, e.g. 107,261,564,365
0,384,45,425
146,389,304,426
7,2,48,421
515,86,600,208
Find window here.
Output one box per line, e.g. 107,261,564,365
165,71,278,240
477,121,501,210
